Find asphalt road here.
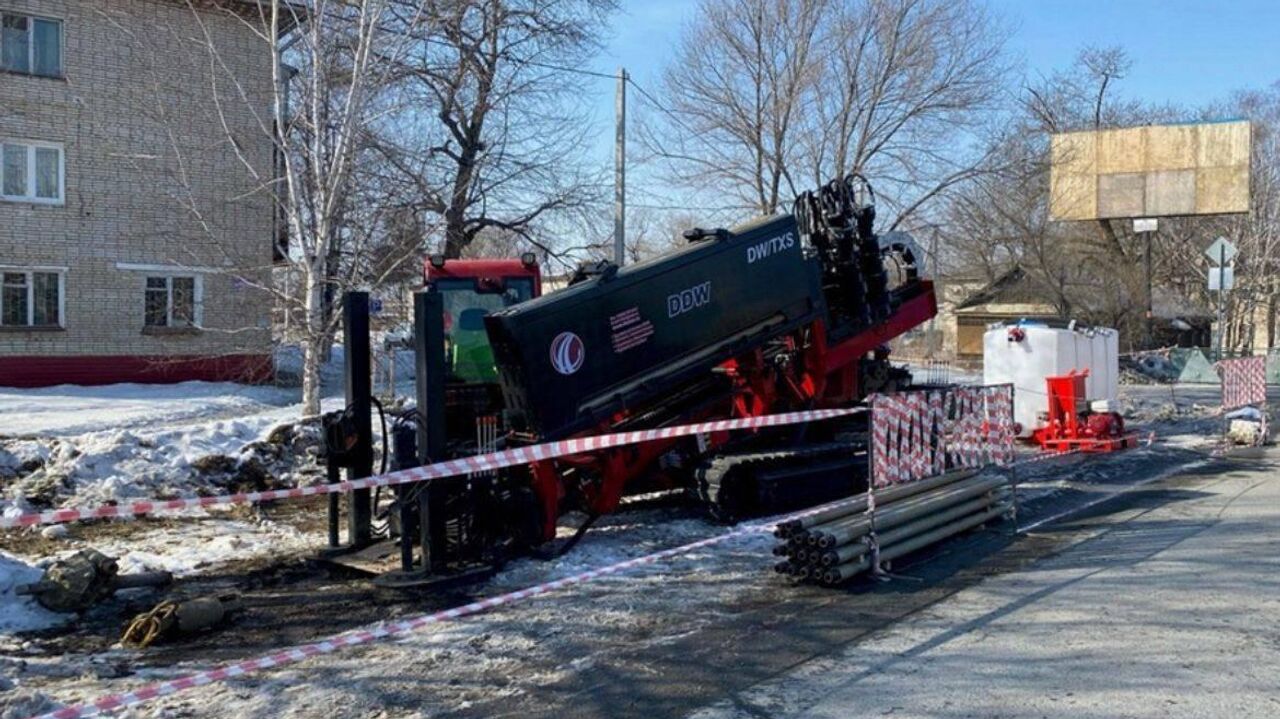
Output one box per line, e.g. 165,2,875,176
686,451,1280,719
459,432,1265,719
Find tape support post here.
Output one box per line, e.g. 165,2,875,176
1,407,862,529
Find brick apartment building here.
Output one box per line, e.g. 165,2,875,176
0,0,277,387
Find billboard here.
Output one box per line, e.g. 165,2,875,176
1050,120,1251,221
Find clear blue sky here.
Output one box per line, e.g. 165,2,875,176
577,0,1280,173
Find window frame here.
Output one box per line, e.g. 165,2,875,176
0,12,63,78
142,274,204,329
0,139,65,205
0,266,66,329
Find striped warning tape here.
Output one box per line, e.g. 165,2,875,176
28,426,1164,719
1,408,862,530
28,492,865,719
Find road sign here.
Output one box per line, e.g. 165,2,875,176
1133,218,1158,233
1208,266,1234,291
1204,236,1237,265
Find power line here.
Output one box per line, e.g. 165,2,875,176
624,75,755,198
585,199,753,213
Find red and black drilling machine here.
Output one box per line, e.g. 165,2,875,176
322,174,937,587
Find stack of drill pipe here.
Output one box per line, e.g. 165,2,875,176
771,468,1012,586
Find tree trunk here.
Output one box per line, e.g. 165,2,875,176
301,260,326,417
320,230,342,361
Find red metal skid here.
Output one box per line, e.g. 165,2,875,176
1040,434,1141,453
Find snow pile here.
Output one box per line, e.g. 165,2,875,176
0,381,300,439
0,410,335,515
0,551,66,634
0,398,373,518
0,440,50,479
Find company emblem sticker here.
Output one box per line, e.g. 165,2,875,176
549,331,586,375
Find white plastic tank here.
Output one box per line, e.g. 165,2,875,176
982,322,1120,437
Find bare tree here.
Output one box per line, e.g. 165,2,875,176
375,0,616,261
1156,83,1280,352
807,0,1008,226
642,0,1008,224
641,0,827,215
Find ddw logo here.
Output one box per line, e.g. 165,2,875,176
549,331,585,375
667,281,711,318
746,231,796,264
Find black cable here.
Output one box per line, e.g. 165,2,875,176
370,397,389,476
530,513,600,560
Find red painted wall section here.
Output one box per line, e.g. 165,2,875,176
0,355,274,388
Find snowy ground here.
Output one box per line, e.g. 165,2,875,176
0,343,422,535
0,345,358,640
0,374,1251,719
0,382,301,439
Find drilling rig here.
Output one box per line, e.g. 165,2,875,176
323,174,937,586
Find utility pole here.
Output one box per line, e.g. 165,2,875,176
1144,231,1154,348
928,226,939,356
1134,218,1157,349
614,67,627,266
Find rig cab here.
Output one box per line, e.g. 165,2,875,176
423,253,542,457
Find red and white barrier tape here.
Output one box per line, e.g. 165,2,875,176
1,408,861,530
29,425,1165,719
30,491,867,719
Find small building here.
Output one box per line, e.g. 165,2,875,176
0,1,279,387
951,268,1058,360
889,274,984,361
1151,287,1212,349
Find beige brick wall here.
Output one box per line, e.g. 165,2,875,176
0,0,274,359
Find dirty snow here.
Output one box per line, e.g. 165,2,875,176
0,511,772,719
0,405,337,517
0,344,384,518
0,551,67,634
0,373,1249,718
0,516,321,637
91,518,321,578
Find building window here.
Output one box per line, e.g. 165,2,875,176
0,269,63,328
1,13,61,77
1,140,64,203
144,275,202,328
